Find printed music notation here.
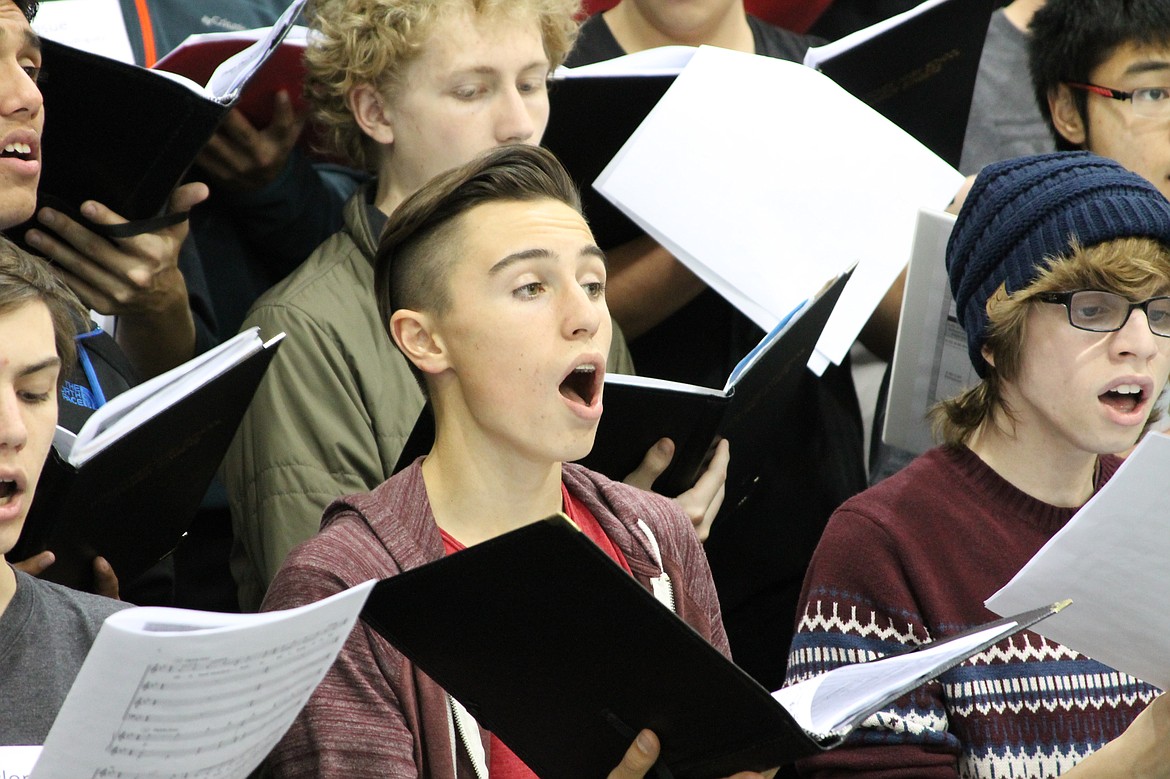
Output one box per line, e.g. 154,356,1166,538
29,580,374,779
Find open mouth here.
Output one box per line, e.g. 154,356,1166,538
0,479,17,505
1,142,34,162
559,364,601,407
1099,383,1145,414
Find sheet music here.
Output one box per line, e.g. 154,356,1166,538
64,328,279,466
0,745,42,776
594,46,963,374
207,0,308,103
883,208,977,454
31,0,136,63
986,432,1170,691
30,581,374,779
554,45,694,77
772,621,1013,738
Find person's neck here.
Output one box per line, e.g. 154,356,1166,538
0,559,16,617
374,177,408,219
602,1,755,54
966,415,1098,508
1003,0,1046,32
421,432,565,549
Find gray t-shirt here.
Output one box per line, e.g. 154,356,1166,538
959,9,1055,176
0,569,128,745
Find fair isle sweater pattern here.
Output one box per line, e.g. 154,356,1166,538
784,446,1159,779
788,589,1159,778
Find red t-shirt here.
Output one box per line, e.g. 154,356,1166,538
438,483,631,777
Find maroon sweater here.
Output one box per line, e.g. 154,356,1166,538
784,445,1158,778
262,462,729,778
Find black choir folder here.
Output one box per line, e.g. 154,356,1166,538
804,0,995,169
544,72,675,250
361,516,1065,779
580,267,850,498
11,329,284,591
22,0,305,240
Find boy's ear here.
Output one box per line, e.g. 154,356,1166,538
1049,85,1088,147
981,343,997,370
348,84,396,145
390,309,450,375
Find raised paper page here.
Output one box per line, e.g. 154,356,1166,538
986,432,1170,690
594,46,963,374
30,581,374,779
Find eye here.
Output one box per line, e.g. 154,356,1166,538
1147,299,1170,325
18,389,52,404
517,76,548,95
453,83,488,100
1136,86,1170,102
514,281,545,300
582,281,605,299
1073,303,1111,322
21,64,40,83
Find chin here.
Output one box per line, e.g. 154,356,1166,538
0,198,35,231
559,435,599,466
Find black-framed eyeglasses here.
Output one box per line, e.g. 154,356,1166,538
1064,82,1170,119
1034,290,1170,337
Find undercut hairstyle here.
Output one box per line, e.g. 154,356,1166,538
374,144,583,389
11,0,37,21
304,0,580,170
1030,0,1170,151
930,236,1170,445
0,239,87,388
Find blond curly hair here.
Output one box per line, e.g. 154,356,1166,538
304,0,580,171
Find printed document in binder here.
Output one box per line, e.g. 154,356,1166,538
26,580,374,779
593,45,963,374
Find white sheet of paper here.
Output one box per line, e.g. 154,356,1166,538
555,45,695,77
772,621,1012,738
594,46,963,369
0,746,42,777
986,432,1170,691
882,208,978,454
31,0,135,63
31,580,374,779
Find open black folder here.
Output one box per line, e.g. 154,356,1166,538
361,516,1064,779
17,0,305,241
12,330,283,591
543,74,675,250
804,0,994,169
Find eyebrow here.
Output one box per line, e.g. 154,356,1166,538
450,59,551,78
488,245,607,275
1123,59,1170,77
0,24,41,52
18,356,60,378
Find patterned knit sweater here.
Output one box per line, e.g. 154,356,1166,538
784,445,1159,778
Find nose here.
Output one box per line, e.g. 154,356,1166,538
1113,308,1161,361
0,389,28,451
563,284,603,341
494,86,537,144
0,61,42,119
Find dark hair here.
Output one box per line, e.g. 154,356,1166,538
11,0,38,21
0,238,87,387
374,144,583,389
1030,0,1170,151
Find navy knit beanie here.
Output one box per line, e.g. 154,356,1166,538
947,151,1170,377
